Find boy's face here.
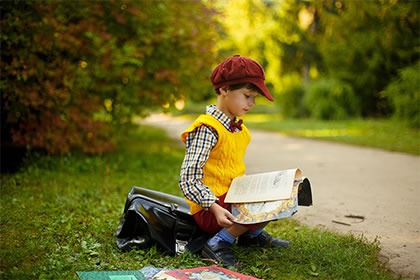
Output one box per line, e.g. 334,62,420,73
219,86,258,119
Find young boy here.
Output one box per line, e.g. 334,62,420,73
179,55,289,269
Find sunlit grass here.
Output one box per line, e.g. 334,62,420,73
287,128,362,137
242,114,420,155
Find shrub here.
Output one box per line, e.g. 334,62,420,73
385,61,420,128
303,78,360,120
0,1,219,154
277,74,307,118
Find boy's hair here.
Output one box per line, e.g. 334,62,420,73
215,83,263,95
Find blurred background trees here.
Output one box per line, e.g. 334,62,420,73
1,0,419,155
1,0,219,154
218,0,419,123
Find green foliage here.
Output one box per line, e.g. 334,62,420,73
315,0,420,117
277,74,307,118
303,78,360,120
0,125,398,279
1,0,220,154
218,0,419,119
385,61,420,128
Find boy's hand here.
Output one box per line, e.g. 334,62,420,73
209,203,235,228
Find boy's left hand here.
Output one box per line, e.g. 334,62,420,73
209,203,235,228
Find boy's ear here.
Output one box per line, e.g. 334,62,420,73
219,86,229,96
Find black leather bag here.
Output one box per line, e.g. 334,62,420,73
115,186,210,254
116,181,312,255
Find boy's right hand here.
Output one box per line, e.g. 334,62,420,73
209,203,235,228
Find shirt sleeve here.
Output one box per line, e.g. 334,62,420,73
179,125,218,210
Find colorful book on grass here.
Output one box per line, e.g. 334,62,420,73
153,265,261,280
77,270,146,280
77,266,175,280
77,267,176,280
139,266,173,279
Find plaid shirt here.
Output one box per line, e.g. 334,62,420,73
179,105,240,210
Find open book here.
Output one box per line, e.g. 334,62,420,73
225,168,312,224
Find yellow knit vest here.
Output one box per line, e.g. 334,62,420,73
181,114,251,214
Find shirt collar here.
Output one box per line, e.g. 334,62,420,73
206,104,233,132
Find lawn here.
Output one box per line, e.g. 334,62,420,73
0,124,402,279
241,115,420,156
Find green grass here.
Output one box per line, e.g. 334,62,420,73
241,115,420,155
0,124,402,279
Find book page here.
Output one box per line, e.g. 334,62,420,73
153,271,178,280
231,180,302,224
224,168,302,203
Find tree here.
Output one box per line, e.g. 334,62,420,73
215,0,324,100
269,0,420,117
315,0,420,116
1,0,220,154
385,60,420,128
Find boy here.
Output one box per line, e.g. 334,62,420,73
179,55,289,269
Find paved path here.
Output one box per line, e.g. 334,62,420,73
142,114,420,279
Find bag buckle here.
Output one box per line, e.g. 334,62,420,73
175,239,188,254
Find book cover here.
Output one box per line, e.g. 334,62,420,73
140,266,174,279
77,270,146,280
161,265,262,280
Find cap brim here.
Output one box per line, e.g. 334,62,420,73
252,80,274,102
213,77,274,102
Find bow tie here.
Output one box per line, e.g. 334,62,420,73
229,119,243,132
